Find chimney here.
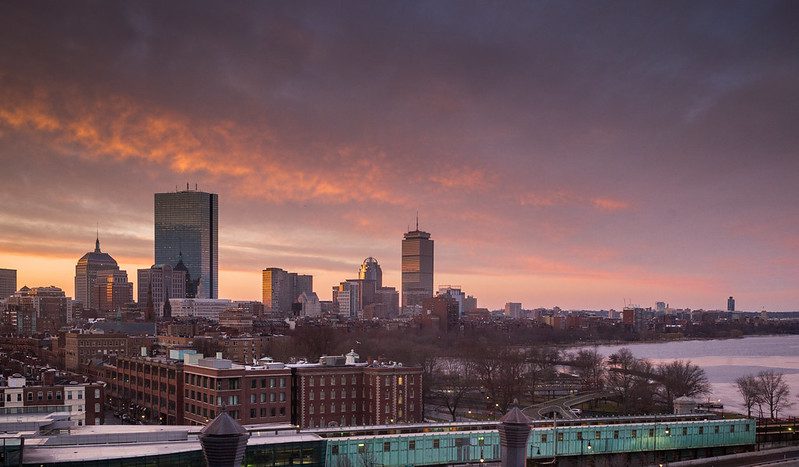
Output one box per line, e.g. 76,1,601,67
498,407,532,467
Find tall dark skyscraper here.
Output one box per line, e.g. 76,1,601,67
727,296,735,312
155,187,218,299
402,221,434,309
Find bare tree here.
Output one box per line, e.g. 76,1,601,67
656,360,710,412
606,348,656,414
569,348,605,391
757,370,792,419
470,345,527,413
524,347,560,404
735,374,762,418
434,359,477,421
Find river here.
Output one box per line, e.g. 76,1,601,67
582,335,799,417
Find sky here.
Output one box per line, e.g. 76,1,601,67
0,1,797,311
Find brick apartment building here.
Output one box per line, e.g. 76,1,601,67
102,352,187,425
0,373,104,426
64,332,130,370
183,356,292,426
291,351,423,428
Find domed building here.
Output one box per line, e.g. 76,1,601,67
358,257,382,288
74,236,120,310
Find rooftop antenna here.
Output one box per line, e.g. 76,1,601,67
195,183,198,190
416,210,419,230
187,182,190,190
95,222,100,252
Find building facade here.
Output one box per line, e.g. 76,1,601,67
75,238,121,311
0,373,104,426
64,332,130,370
154,188,218,299
358,257,382,288
0,268,16,299
92,270,134,313
401,227,434,309
291,353,423,428
183,357,293,426
102,354,187,425
169,298,232,321
137,265,186,319
262,268,313,316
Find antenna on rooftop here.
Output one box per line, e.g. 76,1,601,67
416,210,419,230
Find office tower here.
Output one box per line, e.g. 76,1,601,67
437,285,466,316
75,237,121,310
137,265,186,319
154,187,218,299
0,268,16,299
262,268,313,316
401,222,434,309
655,301,667,313
358,257,383,288
727,296,735,312
92,270,134,313
504,302,523,319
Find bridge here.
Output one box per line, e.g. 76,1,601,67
523,392,608,419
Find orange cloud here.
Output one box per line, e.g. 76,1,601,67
429,167,496,191
0,87,403,206
591,197,631,211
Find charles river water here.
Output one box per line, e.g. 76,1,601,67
584,334,799,417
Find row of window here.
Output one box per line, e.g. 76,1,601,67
540,424,751,443
307,389,415,401
184,374,287,390
306,375,416,387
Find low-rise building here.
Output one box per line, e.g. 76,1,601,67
0,373,103,427
183,356,293,426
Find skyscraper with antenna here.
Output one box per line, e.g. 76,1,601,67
401,214,434,309
154,186,218,299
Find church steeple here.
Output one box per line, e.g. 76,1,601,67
95,224,101,253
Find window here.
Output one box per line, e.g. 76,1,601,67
332,445,339,455
310,392,315,401
631,430,637,438
261,378,267,388
746,424,751,432
541,434,548,443
398,376,404,385
280,392,286,402
358,443,366,454
408,440,416,450
557,433,564,442
730,425,735,433
682,427,688,436
310,406,315,415
270,378,276,388
577,432,583,441
95,403,100,412
613,430,619,439
699,427,704,435
595,431,601,440
280,407,285,415
78,392,83,400
261,393,267,403
649,429,655,438
251,380,257,389
714,426,720,434
271,407,277,416
309,377,315,387
250,394,256,404
433,439,440,448
250,408,256,418
280,378,286,388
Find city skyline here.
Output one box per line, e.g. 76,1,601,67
1,1,798,311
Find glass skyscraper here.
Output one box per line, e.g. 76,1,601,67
155,189,218,299
401,226,434,309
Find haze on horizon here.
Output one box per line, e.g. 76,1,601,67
0,1,797,311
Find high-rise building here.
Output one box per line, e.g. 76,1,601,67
727,296,735,312
437,285,466,316
155,188,218,299
75,237,120,310
655,301,667,313
0,268,16,299
92,270,134,313
504,302,523,319
137,265,186,319
401,223,434,309
358,257,382,288
262,268,313,316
